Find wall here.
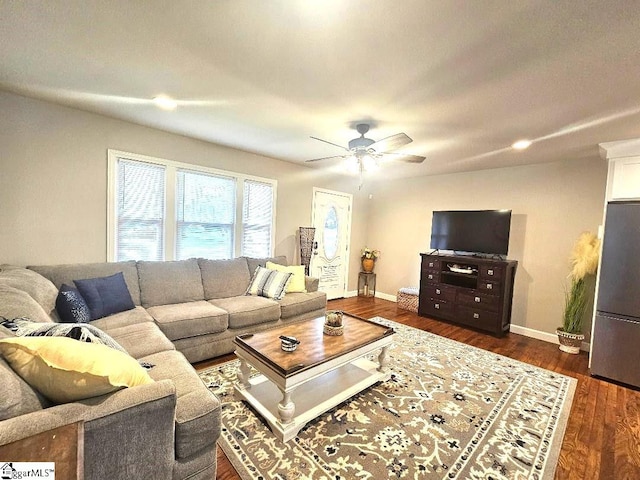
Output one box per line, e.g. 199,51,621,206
366,158,608,338
0,91,369,289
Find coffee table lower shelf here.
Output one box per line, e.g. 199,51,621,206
234,357,388,442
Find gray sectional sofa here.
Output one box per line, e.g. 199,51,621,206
0,256,327,480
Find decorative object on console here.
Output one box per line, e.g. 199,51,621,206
557,231,600,354
299,227,316,275
323,310,344,336
360,247,380,273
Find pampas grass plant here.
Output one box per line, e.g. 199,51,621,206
561,232,600,334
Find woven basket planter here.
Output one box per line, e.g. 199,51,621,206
556,329,584,354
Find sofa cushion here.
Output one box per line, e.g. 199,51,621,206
210,295,280,329
0,337,153,403
90,306,154,330
278,291,327,319
198,258,251,299
0,265,58,315
266,261,307,293
99,321,175,359
147,301,228,342
245,255,287,275
0,325,50,420
0,285,53,324
29,261,142,306
141,349,221,459
138,259,204,308
56,284,91,323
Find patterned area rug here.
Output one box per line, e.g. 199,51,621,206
199,317,576,479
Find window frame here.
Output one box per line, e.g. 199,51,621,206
107,149,277,262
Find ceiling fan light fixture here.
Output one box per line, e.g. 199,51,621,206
345,157,360,174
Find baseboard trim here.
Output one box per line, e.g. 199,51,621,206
376,292,396,302
336,294,591,352
509,324,590,352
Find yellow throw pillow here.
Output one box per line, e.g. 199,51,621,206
0,337,153,403
266,262,307,293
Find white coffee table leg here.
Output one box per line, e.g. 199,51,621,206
237,358,252,389
277,389,295,425
377,345,390,373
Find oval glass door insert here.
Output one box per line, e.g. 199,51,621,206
323,206,339,260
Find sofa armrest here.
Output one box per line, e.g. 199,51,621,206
0,380,177,479
305,275,319,292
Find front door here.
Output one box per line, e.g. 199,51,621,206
310,188,352,300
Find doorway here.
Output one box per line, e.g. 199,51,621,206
310,188,353,300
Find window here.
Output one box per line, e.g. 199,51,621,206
115,160,165,261
242,180,274,258
108,150,276,261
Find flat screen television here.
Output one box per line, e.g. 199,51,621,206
430,210,512,256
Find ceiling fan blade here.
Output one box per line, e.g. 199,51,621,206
381,152,426,163
368,132,412,152
305,154,351,163
310,136,351,152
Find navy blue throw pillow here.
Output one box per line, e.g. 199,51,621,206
74,272,135,321
55,284,91,323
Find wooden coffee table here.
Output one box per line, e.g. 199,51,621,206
233,314,395,442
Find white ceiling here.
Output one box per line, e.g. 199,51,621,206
2,1,640,180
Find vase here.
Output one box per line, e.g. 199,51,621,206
362,258,375,273
556,329,585,354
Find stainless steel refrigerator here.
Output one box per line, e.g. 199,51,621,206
591,201,640,388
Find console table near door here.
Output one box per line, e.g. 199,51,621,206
418,253,517,336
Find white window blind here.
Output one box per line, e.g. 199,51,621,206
116,160,165,261
242,180,274,258
108,150,276,262
176,170,236,260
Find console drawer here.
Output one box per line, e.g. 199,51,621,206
479,265,504,280
423,284,456,302
421,298,455,319
423,258,440,271
421,271,439,283
457,292,500,312
457,306,501,330
478,280,501,293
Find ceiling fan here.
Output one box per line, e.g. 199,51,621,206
306,123,426,188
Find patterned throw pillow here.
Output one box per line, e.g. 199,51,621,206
246,266,292,300
0,317,127,353
55,284,91,323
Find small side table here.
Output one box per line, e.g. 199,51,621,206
358,272,376,297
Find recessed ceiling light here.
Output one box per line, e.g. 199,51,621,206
153,95,177,111
512,139,532,150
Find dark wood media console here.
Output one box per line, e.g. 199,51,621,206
419,253,517,336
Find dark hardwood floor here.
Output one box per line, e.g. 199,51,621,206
195,297,640,480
